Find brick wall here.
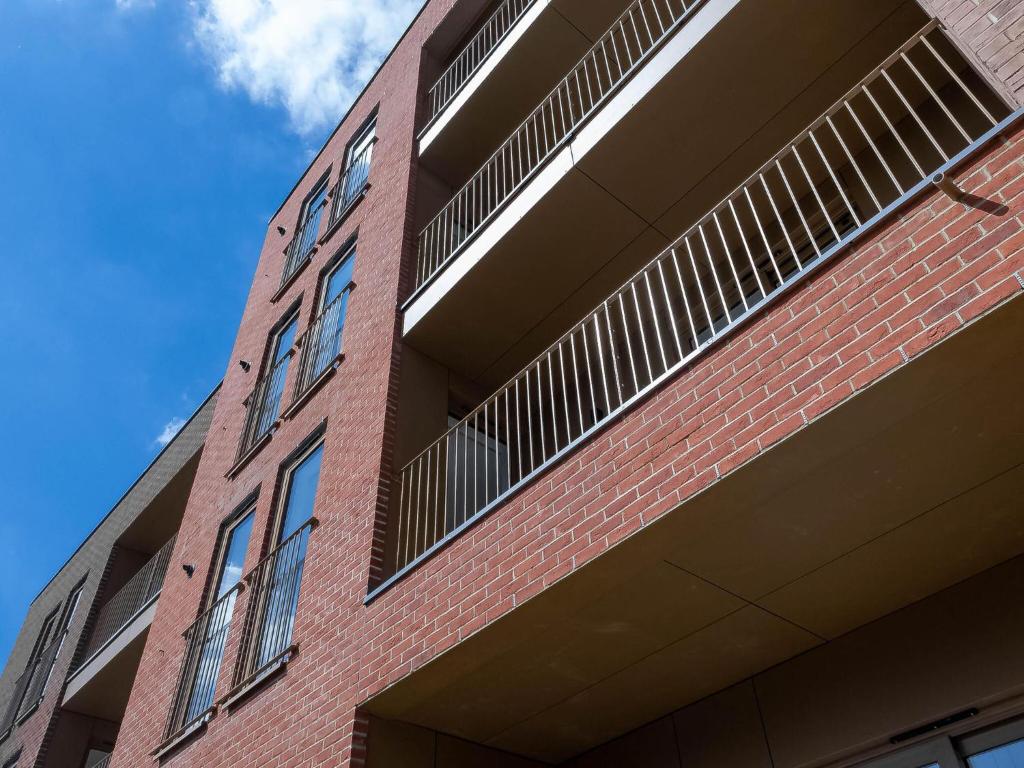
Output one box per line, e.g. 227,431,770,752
918,0,1024,105
108,3,1024,767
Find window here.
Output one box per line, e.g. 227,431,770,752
961,719,1024,768
83,749,111,768
296,177,328,252
182,510,254,725
253,441,323,670
337,118,375,215
301,248,355,388
37,581,86,694
251,312,298,440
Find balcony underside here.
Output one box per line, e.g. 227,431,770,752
406,0,929,392
421,0,632,180
62,600,155,723
367,293,1024,763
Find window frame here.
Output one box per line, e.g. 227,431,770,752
269,435,325,547
318,241,356,314
296,171,331,231
344,114,376,173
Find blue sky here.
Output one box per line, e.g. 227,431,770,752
0,0,419,665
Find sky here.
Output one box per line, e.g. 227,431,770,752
0,0,420,666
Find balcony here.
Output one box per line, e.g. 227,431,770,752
419,0,632,179
62,537,176,723
407,0,972,392
380,23,1015,592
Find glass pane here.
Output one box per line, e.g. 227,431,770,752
215,512,254,599
184,512,254,721
273,317,297,366
303,183,327,225
323,255,354,307
349,124,374,165
278,444,323,542
969,739,1024,768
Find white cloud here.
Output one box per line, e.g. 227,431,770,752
189,0,422,135
155,416,187,448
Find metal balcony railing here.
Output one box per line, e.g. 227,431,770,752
231,519,316,689
328,141,373,228
282,200,327,287
0,631,66,735
92,755,112,768
78,536,176,666
293,292,351,398
414,0,705,291
237,353,291,460
382,24,1012,586
425,0,540,125
162,584,242,741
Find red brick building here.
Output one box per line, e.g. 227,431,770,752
5,0,1024,766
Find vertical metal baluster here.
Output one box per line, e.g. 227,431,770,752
920,34,997,125
758,173,804,272
845,99,904,195
668,248,699,351
697,223,733,324
656,258,685,360
536,363,548,461
775,158,821,260
712,210,749,312
643,269,669,371
808,128,862,226
525,370,535,472
396,467,407,567
617,292,641,394
570,331,585,435
683,237,716,337
825,114,881,213
504,386,512,492
482,402,490,508
863,84,926,177
582,317,602,425
880,69,949,162
473,410,479,516
601,303,623,408
630,281,655,383
791,143,842,242
727,197,767,298
901,50,972,142
558,343,572,443
515,376,523,482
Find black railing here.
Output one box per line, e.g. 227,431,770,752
78,536,176,666
292,292,351,397
231,520,315,689
162,585,242,741
281,201,327,287
236,353,291,461
328,141,373,228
